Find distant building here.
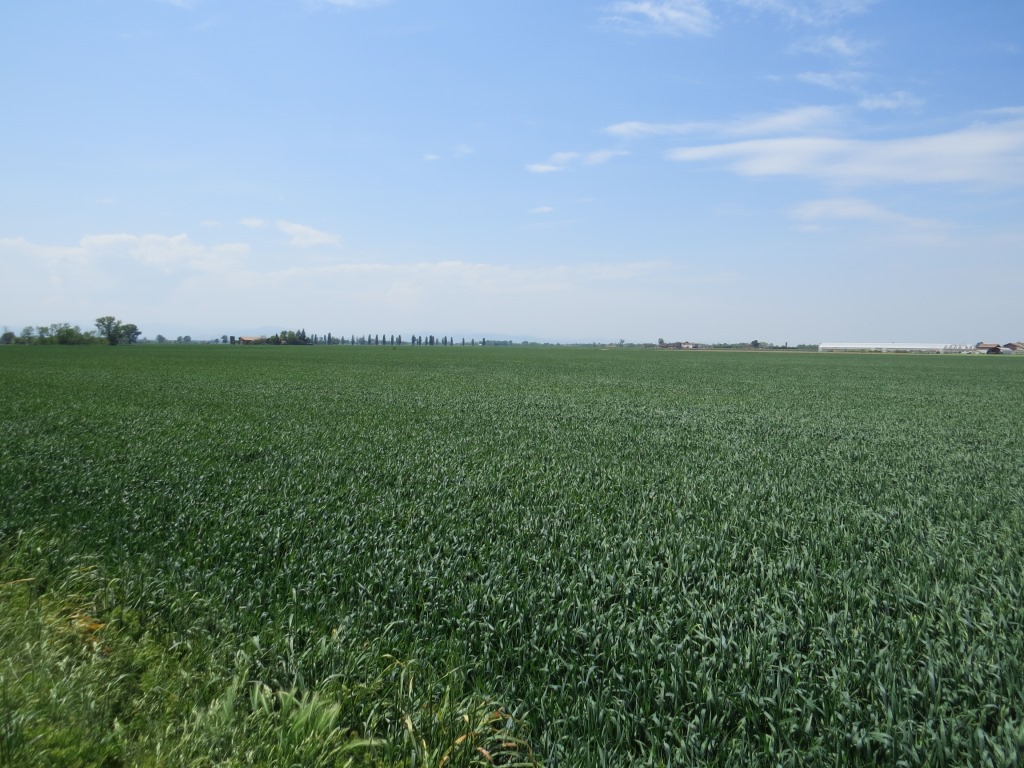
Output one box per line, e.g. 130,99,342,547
818,342,972,354
658,341,705,350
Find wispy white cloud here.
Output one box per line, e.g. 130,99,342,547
80,233,247,271
602,0,716,36
791,197,941,227
526,163,564,174
584,149,630,165
858,91,925,111
730,0,878,25
319,0,389,7
796,70,864,90
1,233,247,274
276,220,341,247
0,236,87,266
549,152,580,165
527,149,628,173
531,206,555,214
667,116,1024,186
422,153,441,162
790,197,952,245
602,0,878,40
792,34,873,58
606,105,841,138
728,106,842,135
606,120,701,138
240,217,267,228
799,73,923,111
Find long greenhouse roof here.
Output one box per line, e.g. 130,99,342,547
818,342,969,350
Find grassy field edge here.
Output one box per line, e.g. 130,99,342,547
0,527,540,768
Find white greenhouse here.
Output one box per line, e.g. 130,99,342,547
818,342,974,354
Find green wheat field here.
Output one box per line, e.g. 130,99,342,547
2,345,1022,767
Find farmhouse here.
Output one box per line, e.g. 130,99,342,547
976,343,1004,354
238,336,266,345
818,342,972,354
658,341,705,350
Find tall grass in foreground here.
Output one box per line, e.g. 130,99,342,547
1,345,1023,765
0,529,537,767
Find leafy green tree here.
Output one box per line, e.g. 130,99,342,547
120,324,141,344
95,316,139,345
96,316,121,344
55,324,85,344
0,330,15,344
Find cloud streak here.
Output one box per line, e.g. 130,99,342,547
667,117,1024,185
858,91,925,111
603,0,878,37
1,233,247,274
277,221,341,247
791,197,942,228
526,163,564,174
796,70,864,90
731,0,878,25
602,0,715,36
606,105,841,138
318,0,389,7
792,34,872,58
527,149,629,173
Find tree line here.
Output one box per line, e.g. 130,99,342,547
1,316,141,346
1,318,525,348
240,331,495,346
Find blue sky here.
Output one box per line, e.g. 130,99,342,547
2,0,1022,344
